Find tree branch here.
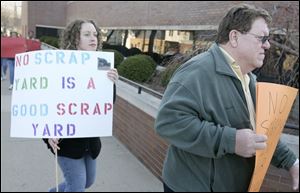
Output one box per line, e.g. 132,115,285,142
270,39,299,56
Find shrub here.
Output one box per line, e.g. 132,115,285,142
161,62,182,87
102,43,129,56
144,52,163,64
103,49,124,69
118,55,156,83
40,36,59,48
127,47,142,56
135,54,157,71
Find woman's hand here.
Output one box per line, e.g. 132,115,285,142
289,160,299,190
107,68,119,83
48,138,60,152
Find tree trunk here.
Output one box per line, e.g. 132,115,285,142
192,31,196,50
123,30,128,47
106,30,114,42
142,30,146,51
148,30,157,53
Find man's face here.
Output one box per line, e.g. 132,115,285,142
77,22,98,51
237,18,270,70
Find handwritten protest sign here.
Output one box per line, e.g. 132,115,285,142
10,50,114,138
248,82,298,192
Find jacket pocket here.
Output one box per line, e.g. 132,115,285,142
225,105,249,128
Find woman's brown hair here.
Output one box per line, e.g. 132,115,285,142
60,19,102,50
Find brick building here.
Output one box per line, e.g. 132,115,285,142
21,1,298,38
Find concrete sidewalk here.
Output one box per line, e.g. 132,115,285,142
1,79,163,192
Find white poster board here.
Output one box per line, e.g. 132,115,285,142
10,50,114,138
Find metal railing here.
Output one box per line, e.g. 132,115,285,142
41,42,58,50
119,76,163,99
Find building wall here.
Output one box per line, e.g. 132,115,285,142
113,95,298,192
22,1,67,37
21,1,28,37
113,96,168,180
65,1,298,30
22,1,299,33
65,1,237,29
23,1,298,40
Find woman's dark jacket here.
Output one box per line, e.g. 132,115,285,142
43,84,116,159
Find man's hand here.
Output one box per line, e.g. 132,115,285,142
235,129,267,158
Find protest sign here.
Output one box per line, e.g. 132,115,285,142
248,82,298,192
10,50,114,138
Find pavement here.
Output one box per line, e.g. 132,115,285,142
1,78,163,192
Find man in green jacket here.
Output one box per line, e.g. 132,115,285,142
155,4,299,192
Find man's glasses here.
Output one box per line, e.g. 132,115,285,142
246,32,270,44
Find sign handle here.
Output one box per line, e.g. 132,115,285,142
55,149,58,192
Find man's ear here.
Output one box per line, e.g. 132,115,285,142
229,30,239,48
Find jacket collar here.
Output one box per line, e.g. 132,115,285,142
208,43,238,78
209,43,257,107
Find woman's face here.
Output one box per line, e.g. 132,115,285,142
77,22,98,51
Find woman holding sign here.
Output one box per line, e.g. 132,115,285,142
43,19,119,192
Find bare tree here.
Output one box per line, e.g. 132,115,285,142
255,3,299,88
1,4,12,34
1,2,21,35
